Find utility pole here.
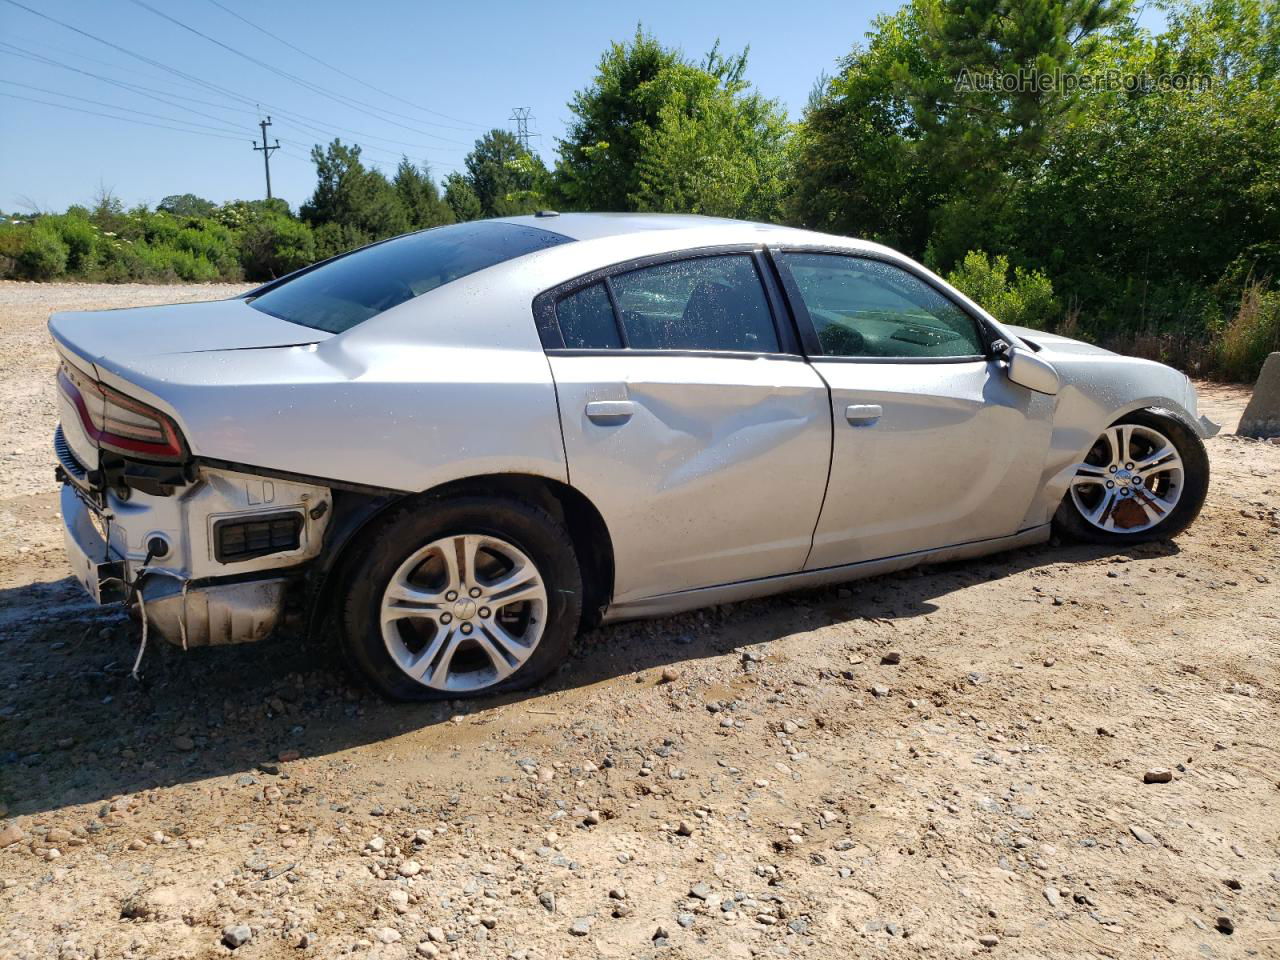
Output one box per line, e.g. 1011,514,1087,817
252,116,280,200
509,107,537,151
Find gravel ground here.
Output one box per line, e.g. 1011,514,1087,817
0,283,1277,960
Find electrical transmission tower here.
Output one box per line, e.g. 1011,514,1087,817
509,107,538,151
252,116,281,200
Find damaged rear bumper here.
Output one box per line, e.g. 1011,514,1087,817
60,484,296,647
57,433,331,647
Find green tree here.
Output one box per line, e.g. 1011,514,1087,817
443,171,483,222
158,193,217,218
555,29,686,212
393,159,454,229
1012,0,1280,334
631,43,790,220
460,130,550,217
909,0,1132,266
788,6,943,250
554,30,789,219
301,140,410,256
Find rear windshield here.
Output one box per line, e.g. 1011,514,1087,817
247,220,572,333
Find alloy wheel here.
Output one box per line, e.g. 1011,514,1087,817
1069,423,1185,534
380,533,548,693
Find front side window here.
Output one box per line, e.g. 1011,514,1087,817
249,221,572,334
779,253,985,359
609,255,779,353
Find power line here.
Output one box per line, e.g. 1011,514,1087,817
0,78,249,136
0,0,262,109
0,41,465,161
125,0,471,146
4,31,230,99
0,0,467,155
200,0,477,130
0,91,249,143
0,46,250,133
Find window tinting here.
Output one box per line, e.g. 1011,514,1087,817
779,253,984,359
556,282,621,349
248,221,572,334
609,255,779,353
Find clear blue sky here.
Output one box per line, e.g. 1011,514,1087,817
0,0,1167,214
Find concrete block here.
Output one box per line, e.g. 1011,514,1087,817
1238,352,1280,439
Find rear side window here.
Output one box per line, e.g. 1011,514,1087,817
556,282,621,349
610,255,779,353
249,221,572,334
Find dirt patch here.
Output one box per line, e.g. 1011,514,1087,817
0,284,1277,959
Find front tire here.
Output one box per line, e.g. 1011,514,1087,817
339,496,583,701
1054,409,1209,545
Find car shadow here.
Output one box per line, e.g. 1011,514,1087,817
0,537,1180,818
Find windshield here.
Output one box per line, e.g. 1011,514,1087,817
247,220,572,333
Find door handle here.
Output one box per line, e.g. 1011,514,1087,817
586,400,635,423
845,404,882,426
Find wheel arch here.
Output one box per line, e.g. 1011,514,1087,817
1039,404,1208,542
304,473,615,637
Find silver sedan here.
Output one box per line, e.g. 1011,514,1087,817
49,213,1217,699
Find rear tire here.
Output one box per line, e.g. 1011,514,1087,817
338,496,582,701
1054,409,1209,545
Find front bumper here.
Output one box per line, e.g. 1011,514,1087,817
60,484,293,647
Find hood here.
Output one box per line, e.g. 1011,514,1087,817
1003,325,1116,357
49,297,330,373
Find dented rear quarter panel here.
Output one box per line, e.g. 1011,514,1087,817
58,270,572,494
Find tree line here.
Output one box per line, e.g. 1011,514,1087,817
1,0,1275,380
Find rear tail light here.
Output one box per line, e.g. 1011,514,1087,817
58,362,187,461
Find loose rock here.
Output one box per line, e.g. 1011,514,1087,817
222,925,252,949
1129,825,1159,846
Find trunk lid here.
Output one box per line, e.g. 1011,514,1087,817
50,296,333,467
49,297,330,372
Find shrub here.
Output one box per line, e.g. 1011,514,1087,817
155,245,218,282
50,215,98,272
0,223,26,278
16,224,69,279
174,224,240,279
947,250,1059,331
138,210,180,247
238,212,316,281
1216,279,1280,382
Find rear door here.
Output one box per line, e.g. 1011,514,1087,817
537,249,833,604
771,250,1054,569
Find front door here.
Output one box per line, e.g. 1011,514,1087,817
541,251,833,603
771,250,1055,569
